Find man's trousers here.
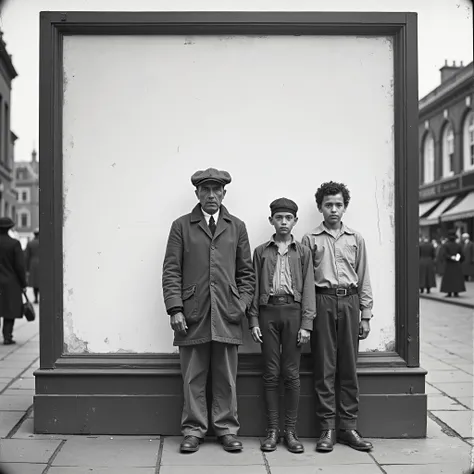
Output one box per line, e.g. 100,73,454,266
311,293,360,430
179,342,239,438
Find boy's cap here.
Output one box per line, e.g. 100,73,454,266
270,198,298,216
191,168,232,187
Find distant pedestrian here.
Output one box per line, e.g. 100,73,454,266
25,229,40,304
461,233,474,282
435,237,447,276
419,237,436,294
439,231,466,297
0,218,28,345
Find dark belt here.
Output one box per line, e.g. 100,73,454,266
315,287,358,297
268,294,295,305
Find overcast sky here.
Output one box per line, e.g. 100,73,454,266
0,0,472,162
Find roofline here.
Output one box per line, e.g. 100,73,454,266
0,31,18,80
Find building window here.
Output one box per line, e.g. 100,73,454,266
17,210,30,229
442,123,455,178
422,133,435,184
4,201,9,218
16,187,30,203
463,110,474,171
16,168,25,180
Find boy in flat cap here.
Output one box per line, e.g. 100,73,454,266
301,181,373,453
162,168,255,453
249,198,315,453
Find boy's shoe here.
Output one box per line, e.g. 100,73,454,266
316,429,336,452
337,430,373,451
180,435,201,453
3,339,16,345
283,430,304,453
261,429,279,452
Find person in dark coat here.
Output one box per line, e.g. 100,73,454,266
25,228,40,304
439,231,466,297
162,168,255,454
461,233,474,282
0,217,27,345
419,237,436,293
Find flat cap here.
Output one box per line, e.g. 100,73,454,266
270,197,298,216
191,168,232,187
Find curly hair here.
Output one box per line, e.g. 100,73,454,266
315,181,351,208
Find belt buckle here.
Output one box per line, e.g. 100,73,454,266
276,295,286,303
336,288,347,297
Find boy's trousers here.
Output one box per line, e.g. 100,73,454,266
260,299,302,431
311,292,360,431
179,342,239,438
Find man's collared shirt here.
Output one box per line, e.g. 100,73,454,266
269,236,294,296
301,222,373,319
201,207,220,226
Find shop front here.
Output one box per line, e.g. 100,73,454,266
35,11,423,438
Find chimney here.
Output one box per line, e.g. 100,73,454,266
31,149,37,162
440,59,463,83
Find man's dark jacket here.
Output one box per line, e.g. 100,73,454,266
162,204,255,346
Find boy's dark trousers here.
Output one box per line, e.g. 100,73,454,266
311,291,360,431
260,297,302,431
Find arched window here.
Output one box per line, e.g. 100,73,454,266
442,123,455,178
463,110,474,171
422,133,435,184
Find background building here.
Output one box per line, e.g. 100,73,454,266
0,29,18,223
14,149,39,248
419,60,474,241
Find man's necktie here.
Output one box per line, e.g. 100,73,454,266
209,215,216,236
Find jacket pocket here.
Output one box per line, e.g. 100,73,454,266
225,284,245,325
182,284,201,325
345,244,357,268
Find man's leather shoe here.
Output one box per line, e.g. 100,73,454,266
261,429,279,452
316,429,336,452
220,434,243,452
283,430,304,453
180,435,201,453
338,430,373,451
3,339,15,345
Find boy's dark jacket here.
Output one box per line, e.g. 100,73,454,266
248,238,316,331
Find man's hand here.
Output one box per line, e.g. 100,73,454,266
170,312,188,334
251,326,263,343
297,328,311,346
359,319,370,340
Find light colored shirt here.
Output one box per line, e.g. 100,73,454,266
201,208,220,226
301,222,373,319
269,236,294,296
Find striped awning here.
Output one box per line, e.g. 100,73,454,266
419,196,457,226
440,192,474,222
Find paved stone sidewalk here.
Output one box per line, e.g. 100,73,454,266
420,277,474,308
0,298,473,473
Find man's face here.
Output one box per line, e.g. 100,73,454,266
319,193,346,225
195,181,226,214
269,212,297,236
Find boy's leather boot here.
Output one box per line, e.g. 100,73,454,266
260,429,279,452
316,429,336,452
283,430,304,453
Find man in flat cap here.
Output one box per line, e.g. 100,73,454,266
162,167,255,453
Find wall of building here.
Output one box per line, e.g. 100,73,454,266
62,34,396,355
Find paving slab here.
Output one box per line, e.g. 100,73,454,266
432,411,474,438
427,394,467,410
2,389,35,397
0,368,23,378
0,360,35,368
161,437,263,466
52,437,160,467
11,417,72,440
0,411,24,437
161,467,267,474
425,383,443,395
270,467,382,474
0,463,46,474
426,370,473,383
383,463,474,473
0,395,34,411
49,469,156,474
265,439,372,467
434,382,473,398
8,378,35,390
456,398,474,409
370,437,471,466
0,439,62,463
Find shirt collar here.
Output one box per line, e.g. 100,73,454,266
312,221,355,235
266,234,296,248
201,207,220,223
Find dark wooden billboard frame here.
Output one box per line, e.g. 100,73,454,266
36,11,425,437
